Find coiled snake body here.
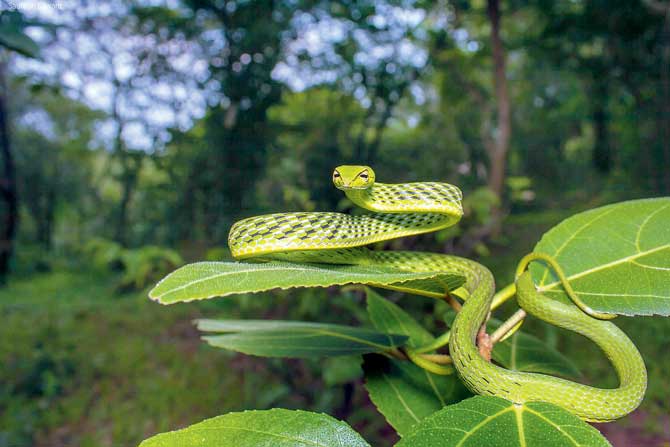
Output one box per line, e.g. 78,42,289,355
229,165,646,422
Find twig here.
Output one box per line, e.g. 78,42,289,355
490,309,527,345
444,291,462,311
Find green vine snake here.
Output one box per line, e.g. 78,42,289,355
228,165,646,422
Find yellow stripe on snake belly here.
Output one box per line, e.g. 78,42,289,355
227,165,647,422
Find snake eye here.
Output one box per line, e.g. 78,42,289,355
333,171,341,179
359,172,369,180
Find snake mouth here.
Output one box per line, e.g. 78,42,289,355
336,184,370,191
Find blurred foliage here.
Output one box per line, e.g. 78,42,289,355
5,0,667,255
0,10,40,57
83,238,182,291
118,246,183,292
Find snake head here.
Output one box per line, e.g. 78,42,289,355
333,165,376,190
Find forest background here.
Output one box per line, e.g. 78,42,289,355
1,1,669,446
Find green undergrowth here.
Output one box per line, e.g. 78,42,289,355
0,270,389,446
0,271,265,446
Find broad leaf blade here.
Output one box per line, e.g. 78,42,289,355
395,396,610,447
198,319,408,357
532,198,670,316
139,408,370,447
363,355,471,437
150,261,464,304
366,287,434,348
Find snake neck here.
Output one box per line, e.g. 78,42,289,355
344,182,463,218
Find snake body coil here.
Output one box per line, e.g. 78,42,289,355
228,165,646,422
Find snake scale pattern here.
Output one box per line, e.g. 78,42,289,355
228,165,646,422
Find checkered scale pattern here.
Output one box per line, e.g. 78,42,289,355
351,182,463,213
226,174,647,423
228,181,463,260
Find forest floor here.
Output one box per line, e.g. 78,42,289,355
1,211,669,446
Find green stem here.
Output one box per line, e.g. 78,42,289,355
386,347,407,360
414,330,451,354
419,353,452,364
490,309,526,344
405,348,454,375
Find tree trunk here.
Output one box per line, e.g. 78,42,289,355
0,59,17,285
38,187,56,250
590,80,612,173
660,5,670,192
114,153,141,246
644,0,670,193
486,0,511,231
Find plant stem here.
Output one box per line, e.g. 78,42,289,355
490,309,527,345
414,330,451,354
444,291,462,311
405,348,454,375
418,353,452,364
387,347,408,360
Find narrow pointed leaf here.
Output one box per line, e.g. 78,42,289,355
198,319,408,358
531,198,670,316
149,261,464,304
395,396,610,447
139,408,370,447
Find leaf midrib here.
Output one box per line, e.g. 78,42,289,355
382,374,421,424
183,425,336,447
539,243,670,292
151,263,445,300
207,328,405,351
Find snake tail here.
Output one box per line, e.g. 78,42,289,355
450,271,647,422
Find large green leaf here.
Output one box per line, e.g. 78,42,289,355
364,290,470,436
366,287,434,348
197,319,408,357
363,355,471,437
139,408,370,447
444,311,580,377
395,396,611,447
149,261,464,304
531,198,670,316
